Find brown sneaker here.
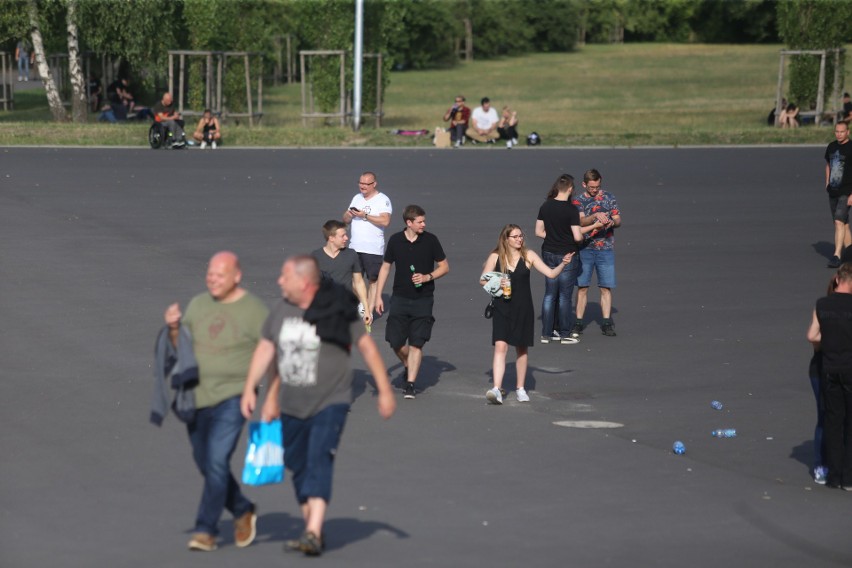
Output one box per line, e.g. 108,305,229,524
188,532,217,551
284,531,324,556
234,509,257,548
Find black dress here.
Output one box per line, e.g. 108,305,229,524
492,260,534,347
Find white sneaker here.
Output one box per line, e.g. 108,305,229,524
506,140,513,149
211,141,217,150
516,388,530,402
454,139,461,148
485,387,503,405
511,137,518,145
200,141,207,150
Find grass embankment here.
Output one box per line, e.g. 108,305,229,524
1,43,848,147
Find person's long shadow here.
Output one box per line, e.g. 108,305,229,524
538,304,619,329
789,439,816,477
322,517,409,551
352,355,456,400
219,512,408,550
811,240,835,261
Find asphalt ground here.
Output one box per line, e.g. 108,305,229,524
1,145,849,567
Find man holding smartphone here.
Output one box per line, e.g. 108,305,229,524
343,171,393,319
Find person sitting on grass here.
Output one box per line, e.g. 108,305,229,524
497,106,519,149
779,102,800,128
193,109,221,150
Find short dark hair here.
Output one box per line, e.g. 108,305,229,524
584,169,602,183
403,204,426,222
322,219,346,240
481,97,490,105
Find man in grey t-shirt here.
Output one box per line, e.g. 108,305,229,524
241,255,395,556
311,219,372,328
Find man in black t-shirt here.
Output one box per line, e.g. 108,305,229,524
808,263,852,488
825,122,852,267
375,205,449,399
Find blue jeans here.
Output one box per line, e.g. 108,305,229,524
282,403,350,504
17,56,29,79
186,396,253,536
541,251,579,336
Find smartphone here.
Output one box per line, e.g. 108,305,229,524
349,207,361,212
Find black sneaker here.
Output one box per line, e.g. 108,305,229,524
829,255,842,268
601,319,616,337
403,382,416,399
569,320,583,339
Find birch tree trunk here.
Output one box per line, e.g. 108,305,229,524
66,0,87,123
27,0,67,122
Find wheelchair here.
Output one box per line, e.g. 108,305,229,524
148,119,187,150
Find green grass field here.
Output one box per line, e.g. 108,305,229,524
1,43,849,147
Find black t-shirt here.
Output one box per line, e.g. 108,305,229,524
383,230,446,299
537,199,581,254
825,140,852,196
106,80,123,104
816,293,852,373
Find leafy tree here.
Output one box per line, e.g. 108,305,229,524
291,0,396,121
524,0,581,53
690,0,778,43
777,0,852,110
464,0,533,57
622,0,696,42
385,0,460,70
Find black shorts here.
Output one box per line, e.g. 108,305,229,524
357,253,383,282
385,296,435,349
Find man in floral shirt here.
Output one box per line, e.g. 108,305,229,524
571,169,622,338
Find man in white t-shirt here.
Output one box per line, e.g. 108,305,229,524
343,171,392,318
466,97,500,143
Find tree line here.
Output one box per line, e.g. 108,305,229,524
0,0,850,122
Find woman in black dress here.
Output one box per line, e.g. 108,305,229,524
479,224,574,404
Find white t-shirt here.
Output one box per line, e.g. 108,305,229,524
472,106,499,130
348,191,392,255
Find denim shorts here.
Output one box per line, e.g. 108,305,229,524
282,403,350,504
577,247,616,288
829,195,851,223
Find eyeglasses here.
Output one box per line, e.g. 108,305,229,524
359,180,376,186
508,233,525,239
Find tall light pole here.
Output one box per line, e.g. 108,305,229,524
353,0,363,131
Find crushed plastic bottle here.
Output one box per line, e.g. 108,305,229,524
711,400,723,410
711,429,737,438
672,441,686,455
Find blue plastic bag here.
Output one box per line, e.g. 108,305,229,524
242,419,284,486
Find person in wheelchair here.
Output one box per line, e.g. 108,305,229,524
152,92,186,148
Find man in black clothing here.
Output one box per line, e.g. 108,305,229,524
375,205,449,399
808,263,852,489
825,122,852,267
